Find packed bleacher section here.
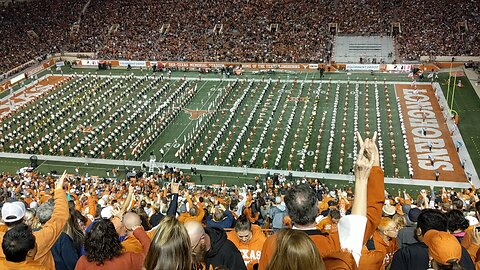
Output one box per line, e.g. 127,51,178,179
1,0,479,75
0,0,87,75
1,134,480,269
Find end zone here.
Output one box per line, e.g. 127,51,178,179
395,83,467,182
0,75,69,119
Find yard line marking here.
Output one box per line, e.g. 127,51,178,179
470,136,480,158
161,80,224,159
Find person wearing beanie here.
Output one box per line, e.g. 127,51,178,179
424,229,463,270
397,207,422,248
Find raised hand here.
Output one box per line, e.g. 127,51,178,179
171,180,180,194
355,138,375,182
55,170,67,190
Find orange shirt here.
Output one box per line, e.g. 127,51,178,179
227,225,266,270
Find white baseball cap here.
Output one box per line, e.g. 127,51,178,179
101,206,113,219
2,201,26,222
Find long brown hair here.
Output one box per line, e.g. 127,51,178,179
266,229,325,270
144,216,192,270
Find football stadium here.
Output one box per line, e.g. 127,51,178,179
0,0,480,269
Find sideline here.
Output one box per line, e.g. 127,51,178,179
0,152,473,189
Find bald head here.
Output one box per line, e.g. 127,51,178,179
123,212,141,231
184,221,205,245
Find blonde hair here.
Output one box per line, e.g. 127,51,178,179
392,214,407,229
266,229,325,270
378,217,396,233
144,216,192,270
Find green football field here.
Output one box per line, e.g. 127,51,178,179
1,66,479,191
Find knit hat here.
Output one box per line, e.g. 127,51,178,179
408,208,422,223
424,230,461,265
402,204,411,216
2,201,26,222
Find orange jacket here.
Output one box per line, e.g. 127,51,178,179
0,187,69,270
178,205,205,223
323,251,358,270
464,242,480,270
462,229,480,266
358,245,388,270
122,234,145,254
359,231,398,270
0,259,49,270
316,216,338,234
258,166,384,270
227,225,266,270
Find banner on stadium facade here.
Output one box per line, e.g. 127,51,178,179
25,64,45,77
119,60,146,67
386,64,412,72
80,59,100,66
75,59,335,71
346,64,380,71
10,73,26,84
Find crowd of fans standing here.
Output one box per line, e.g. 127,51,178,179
0,133,480,269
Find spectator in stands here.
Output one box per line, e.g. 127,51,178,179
185,220,246,270
372,217,399,268
316,208,340,234
121,212,145,254
259,132,385,269
390,209,474,270
447,210,470,242
206,204,234,229
424,229,464,270
0,223,49,270
266,229,325,270
36,199,82,270
178,191,205,224
397,207,422,248
0,171,68,270
75,218,150,270
227,215,266,270
268,196,288,233
143,216,191,270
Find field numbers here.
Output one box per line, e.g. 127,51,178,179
296,149,314,156
164,143,181,149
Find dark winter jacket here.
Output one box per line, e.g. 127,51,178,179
51,232,80,270
206,210,235,229
205,226,247,270
390,241,474,270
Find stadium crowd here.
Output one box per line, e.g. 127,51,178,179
0,132,479,269
1,0,479,74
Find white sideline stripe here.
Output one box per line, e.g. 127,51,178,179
0,152,472,189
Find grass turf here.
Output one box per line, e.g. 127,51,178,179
1,66,479,190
